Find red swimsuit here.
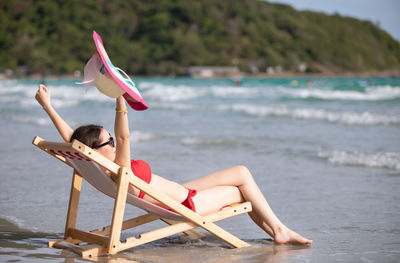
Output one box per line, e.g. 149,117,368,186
130,160,197,212
130,160,151,199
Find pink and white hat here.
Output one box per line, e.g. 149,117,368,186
77,31,148,111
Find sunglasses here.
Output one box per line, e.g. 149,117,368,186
94,134,115,149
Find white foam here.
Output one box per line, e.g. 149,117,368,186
278,85,400,101
49,85,110,103
143,83,207,102
0,85,26,95
210,86,259,98
2,215,28,230
1,82,111,110
10,115,78,127
11,116,52,126
318,150,400,170
181,137,203,145
136,81,157,90
181,137,237,147
227,104,400,125
0,95,20,103
142,81,262,101
151,103,199,111
131,130,157,143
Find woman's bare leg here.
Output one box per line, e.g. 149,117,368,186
192,185,242,215
184,166,312,244
248,211,275,237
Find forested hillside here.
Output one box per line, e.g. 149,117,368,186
1,0,399,76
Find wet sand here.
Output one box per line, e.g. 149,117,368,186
0,218,313,263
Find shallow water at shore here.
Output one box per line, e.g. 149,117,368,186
1,77,400,262
1,214,399,263
0,218,314,263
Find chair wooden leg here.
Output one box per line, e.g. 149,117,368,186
107,167,130,254
64,170,82,239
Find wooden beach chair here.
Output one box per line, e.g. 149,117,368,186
32,136,252,258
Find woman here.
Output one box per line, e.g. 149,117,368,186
35,84,312,245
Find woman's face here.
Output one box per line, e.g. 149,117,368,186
94,128,116,161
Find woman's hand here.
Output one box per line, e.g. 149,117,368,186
35,84,74,142
35,84,51,109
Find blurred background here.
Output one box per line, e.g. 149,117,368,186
0,0,399,78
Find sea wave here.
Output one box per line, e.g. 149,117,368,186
2,215,34,231
210,86,259,98
131,130,158,143
141,82,260,102
140,82,400,102
143,83,207,102
278,85,400,101
151,102,200,111
1,83,112,109
11,116,52,126
225,104,400,125
318,150,400,170
181,137,238,147
10,115,79,127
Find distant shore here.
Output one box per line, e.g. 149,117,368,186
250,68,400,78
1,69,399,80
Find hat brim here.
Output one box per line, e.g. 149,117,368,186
93,31,148,111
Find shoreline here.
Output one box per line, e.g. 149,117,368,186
1,69,399,80
249,68,400,78
0,217,307,263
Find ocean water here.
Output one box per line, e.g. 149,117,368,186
1,77,400,262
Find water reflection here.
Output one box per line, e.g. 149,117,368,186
1,219,311,263
61,238,311,263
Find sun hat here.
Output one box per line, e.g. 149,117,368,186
77,53,126,98
77,31,148,111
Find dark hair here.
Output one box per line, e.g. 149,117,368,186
70,124,103,148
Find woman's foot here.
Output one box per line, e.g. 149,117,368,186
274,227,312,244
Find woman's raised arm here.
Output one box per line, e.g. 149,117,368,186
35,84,74,143
114,96,131,167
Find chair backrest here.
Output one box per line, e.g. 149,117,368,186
41,141,183,221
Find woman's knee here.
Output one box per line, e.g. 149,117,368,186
234,165,253,181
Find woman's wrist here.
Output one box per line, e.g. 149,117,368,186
42,103,52,112
116,96,127,113
116,107,127,113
